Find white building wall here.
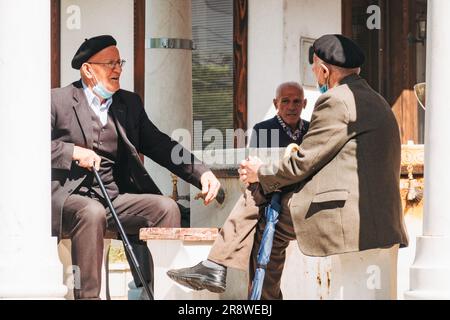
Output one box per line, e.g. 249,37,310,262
248,0,284,131
248,0,341,130
60,0,134,91
282,0,341,122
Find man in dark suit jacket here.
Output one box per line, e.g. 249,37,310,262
249,82,310,148
52,35,220,299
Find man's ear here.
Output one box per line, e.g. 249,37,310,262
81,63,92,78
303,99,307,109
273,99,278,110
321,63,330,78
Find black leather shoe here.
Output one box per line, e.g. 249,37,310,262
167,262,226,293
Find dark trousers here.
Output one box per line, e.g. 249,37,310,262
62,193,180,300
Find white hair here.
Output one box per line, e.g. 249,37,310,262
275,82,304,99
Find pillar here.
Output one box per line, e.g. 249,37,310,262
144,0,193,203
0,0,67,299
405,0,450,300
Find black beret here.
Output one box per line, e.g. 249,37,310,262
71,35,117,70
310,34,365,68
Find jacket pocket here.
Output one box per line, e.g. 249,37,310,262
306,190,349,219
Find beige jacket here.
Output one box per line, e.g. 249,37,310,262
258,74,408,257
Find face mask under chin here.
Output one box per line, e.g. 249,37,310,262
318,79,329,94
318,84,328,94
88,67,115,100
317,65,330,94
93,83,115,100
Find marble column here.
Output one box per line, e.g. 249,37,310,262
405,0,450,300
145,0,193,203
0,1,67,298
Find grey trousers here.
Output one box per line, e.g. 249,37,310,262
62,193,180,300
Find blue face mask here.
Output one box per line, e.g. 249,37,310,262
92,82,115,100
317,64,330,94
88,66,115,99
319,84,328,94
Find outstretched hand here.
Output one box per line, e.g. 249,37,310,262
200,171,221,205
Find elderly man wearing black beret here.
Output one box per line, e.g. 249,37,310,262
167,34,408,300
51,35,221,299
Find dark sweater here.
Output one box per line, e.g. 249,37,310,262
249,116,310,148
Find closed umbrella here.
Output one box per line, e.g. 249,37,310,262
249,192,281,300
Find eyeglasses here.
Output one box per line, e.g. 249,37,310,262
88,59,126,69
